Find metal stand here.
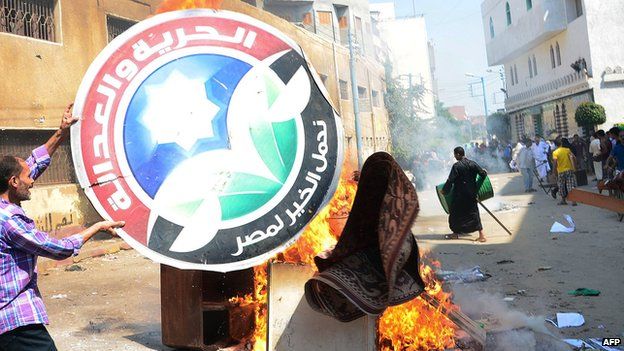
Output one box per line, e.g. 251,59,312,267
532,160,557,196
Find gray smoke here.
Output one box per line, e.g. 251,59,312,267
451,285,572,351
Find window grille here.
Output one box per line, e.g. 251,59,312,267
106,15,136,43
0,0,55,41
0,130,76,186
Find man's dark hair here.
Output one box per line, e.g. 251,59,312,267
0,156,22,193
597,130,606,137
609,126,620,136
561,138,572,148
454,146,465,157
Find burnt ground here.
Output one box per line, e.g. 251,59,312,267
39,172,624,350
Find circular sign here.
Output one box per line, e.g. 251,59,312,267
71,9,343,272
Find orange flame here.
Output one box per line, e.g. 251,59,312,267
229,170,356,351
378,256,457,350
156,0,223,14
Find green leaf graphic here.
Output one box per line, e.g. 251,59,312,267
219,172,282,220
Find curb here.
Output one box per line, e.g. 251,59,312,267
38,240,132,273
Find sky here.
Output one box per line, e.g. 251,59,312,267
370,0,505,116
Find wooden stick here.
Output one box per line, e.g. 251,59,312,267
420,293,486,349
478,201,513,236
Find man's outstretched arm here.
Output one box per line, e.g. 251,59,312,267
44,103,79,157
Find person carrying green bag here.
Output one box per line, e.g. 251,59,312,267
440,146,489,242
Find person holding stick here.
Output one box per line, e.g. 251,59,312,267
0,103,125,351
441,146,488,243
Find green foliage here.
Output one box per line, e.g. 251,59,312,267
486,112,511,141
384,62,472,168
384,73,425,167
575,102,606,127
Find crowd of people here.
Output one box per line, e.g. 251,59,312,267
509,126,624,204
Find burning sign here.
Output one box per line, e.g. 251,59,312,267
71,9,343,272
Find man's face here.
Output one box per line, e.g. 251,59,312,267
11,159,35,202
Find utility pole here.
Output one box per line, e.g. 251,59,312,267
348,11,363,169
479,76,489,119
408,73,414,119
466,73,489,141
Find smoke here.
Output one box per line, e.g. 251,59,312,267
451,285,572,351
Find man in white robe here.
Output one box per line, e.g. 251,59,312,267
532,135,550,180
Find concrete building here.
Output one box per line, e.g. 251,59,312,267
1,0,391,232
481,0,624,141
370,3,436,119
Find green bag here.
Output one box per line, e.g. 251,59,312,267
436,174,493,214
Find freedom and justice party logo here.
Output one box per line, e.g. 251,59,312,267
71,10,343,272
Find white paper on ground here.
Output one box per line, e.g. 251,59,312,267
563,339,588,347
563,339,590,348
550,214,575,233
556,312,585,328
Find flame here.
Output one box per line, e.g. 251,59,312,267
378,255,457,351
228,168,356,350
156,0,223,14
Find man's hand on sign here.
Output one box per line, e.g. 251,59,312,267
60,103,80,131
97,221,126,237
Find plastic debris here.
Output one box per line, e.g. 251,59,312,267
51,294,67,299
546,312,585,328
550,214,575,233
567,288,600,296
435,266,491,283
496,259,514,265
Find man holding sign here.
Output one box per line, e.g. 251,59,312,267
0,104,124,351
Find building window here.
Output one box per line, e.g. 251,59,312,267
0,130,75,185
509,67,514,86
316,10,334,40
513,64,518,84
574,0,583,17
506,2,512,26
550,45,556,68
357,86,367,99
357,86,370,111
555,42,561,66
0,0,56,42
106,15,136,43
354,16,364,54
532,55,537,76
489,17,495,38
339,79,349,100
318,74,328,89
526,0,532,10
528,57,533,78
372,90,380,107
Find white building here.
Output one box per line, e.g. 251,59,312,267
370,3,436,119
481,0,624,141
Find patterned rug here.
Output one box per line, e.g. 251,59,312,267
305,152,425,322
